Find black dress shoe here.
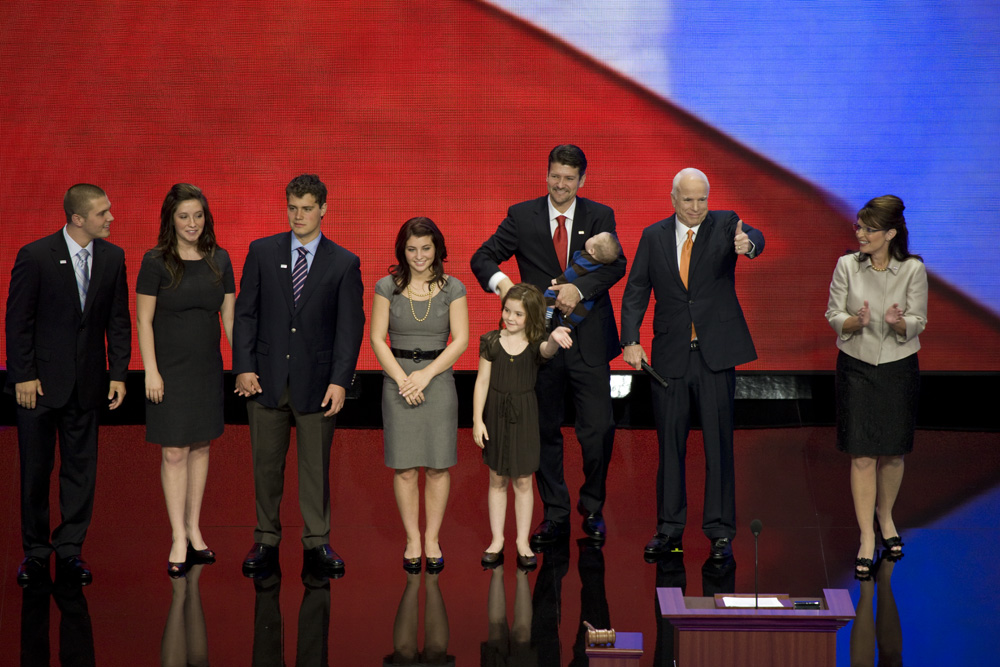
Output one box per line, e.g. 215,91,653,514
403,556,422,573
16,556,49,587
644,533,683,558
709,537,733,560
187,543,216,565
243,543,278,574
56,556,92,586
303,544,345,577
577,502,607,542
529,520,569,546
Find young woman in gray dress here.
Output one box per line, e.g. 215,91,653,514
137,184,234,577
371,217,469,572
825,195,927,579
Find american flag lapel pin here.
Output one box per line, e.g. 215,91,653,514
280,264,288,269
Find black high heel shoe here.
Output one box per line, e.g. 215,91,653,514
874,514,904,561
403,555,422,573
425,550,445,573
854,549,878,581
167,561,187,578
187,542,216,565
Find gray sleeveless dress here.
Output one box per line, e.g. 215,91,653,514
377,274,465,469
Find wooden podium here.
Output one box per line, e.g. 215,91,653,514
657,587,855,667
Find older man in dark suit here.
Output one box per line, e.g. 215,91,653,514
6,183,131,586
621,168,764,560
234,174,364,577
471,145,626,547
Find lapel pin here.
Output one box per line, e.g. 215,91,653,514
280,264,288,269
577,230,585,234
59,260,67,264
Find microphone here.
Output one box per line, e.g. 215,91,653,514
641,360,669,388
750,519,763,609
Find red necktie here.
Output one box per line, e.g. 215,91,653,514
553,215,567,271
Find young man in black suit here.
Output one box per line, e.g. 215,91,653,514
471,145,626,547
234,174,364,577
6,183,131,586
621,168,764,560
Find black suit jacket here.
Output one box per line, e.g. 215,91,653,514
620,211,763,376
5,230,131,409
470,196,626,366
233,232,365,413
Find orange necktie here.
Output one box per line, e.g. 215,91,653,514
680,229,696,340
553,215,567,271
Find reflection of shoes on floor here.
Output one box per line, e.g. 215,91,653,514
402,556,422,573
16,556,50,588
481,550,504,569
644,533,683,558
709,537,733,560
530,520,569,546
577,501,607,542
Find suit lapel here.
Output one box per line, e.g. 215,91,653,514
82,240,108,319
657,216,687,292
49,232,84,314
568,199,588,256
276,233,295,315
688,214,713,280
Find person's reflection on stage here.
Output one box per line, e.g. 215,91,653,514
571,538,611,666
251,564,336,667
652,553,687,667
850,555,903,667
701,553,736,597
385,571,454,666
161,563,209,667
531,537,570,665
480,560,536,666
21,577,96,667
298,569,332,666
251,564,282,666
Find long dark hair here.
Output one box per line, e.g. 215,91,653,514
854,195,923,264
500,283,547,344
156,183,222,288
388,217,448,293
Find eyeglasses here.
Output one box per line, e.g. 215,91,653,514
852,223,884,235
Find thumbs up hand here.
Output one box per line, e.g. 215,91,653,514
734,219,751,255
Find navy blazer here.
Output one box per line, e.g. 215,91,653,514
470,196,626,366
620,211,763,376
233,232,365,413
5,230,131,409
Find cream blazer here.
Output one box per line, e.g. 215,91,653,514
825,254,928,366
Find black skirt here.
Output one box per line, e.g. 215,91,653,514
835,351,919,456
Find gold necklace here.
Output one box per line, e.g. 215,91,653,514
406,282,434,322
870,262,889,272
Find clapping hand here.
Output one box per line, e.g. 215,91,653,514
885,303,904,325
856,300,871,327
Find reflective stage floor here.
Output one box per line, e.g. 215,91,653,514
1,425,997,665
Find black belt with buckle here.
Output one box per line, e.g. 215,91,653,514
391,347,444,363
690,340,700,351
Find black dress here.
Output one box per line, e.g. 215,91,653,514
136,249,235,446
480,330,545,477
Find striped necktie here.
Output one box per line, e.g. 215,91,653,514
75,248,90,309
292,247,309,305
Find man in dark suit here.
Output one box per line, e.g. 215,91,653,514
621,168,763,560
5,183,131,586
471,145,626,547
234,174,364,577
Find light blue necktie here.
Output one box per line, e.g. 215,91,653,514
75,248,90,309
